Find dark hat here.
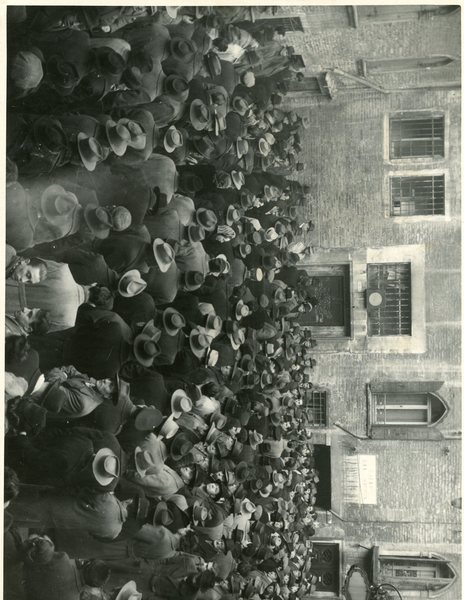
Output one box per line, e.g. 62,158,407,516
133,406,164,431
179,172,204,195
179,271,204,291
32,116,66,152
10,50,43,91
153,501,174,526
94,46,126,75
190,99,212,132
83,205,112,239
225,111,245,142
187,223,206,243
196,208,217,232
235,461,249,482
189,328,213,358
205,52,222,77
169,37,198,62
170,433,194,461
164,74,190,101
46,55,79,95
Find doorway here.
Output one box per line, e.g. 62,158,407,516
313,444,332,510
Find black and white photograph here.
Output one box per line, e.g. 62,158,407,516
3,4,462,600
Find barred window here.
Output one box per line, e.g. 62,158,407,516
303,390,327,426
390,114,444,159
391,175,445,216
367,263,412,336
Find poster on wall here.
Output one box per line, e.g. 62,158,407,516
344,454,377,504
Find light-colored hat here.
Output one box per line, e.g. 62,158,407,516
258,138,270,157
133,320,162,367
264,132,276,145
77,134,103,172
163,125,184,153
171,389,193,418
190,99,211,132
115,580,142,600
40,184,80,229
105,119,131,156
235,300,250,321
159,414,179,439
92,448,120,487
226,205,241,226
153,239,175,273
162,307,186,336
11,50,43,91
189,328,213,358
196,208,218,232
118,269,147,298
231,170,245,190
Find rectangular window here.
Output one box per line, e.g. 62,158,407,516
390,175,445,216
303,390,327,426
373,392,430,425
367,263,412,336
390,114,444,159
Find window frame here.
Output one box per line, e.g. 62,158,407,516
303,388,329,427
389,113,445,160
390,174,446,217
383,110,449,165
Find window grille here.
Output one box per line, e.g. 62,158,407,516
390,114,444,158
367,263,412,336
304,390,327,426
391,175,445,216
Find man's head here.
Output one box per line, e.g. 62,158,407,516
12,258,47,284
95,378,116,400
88,285,114,310
14,307,50,335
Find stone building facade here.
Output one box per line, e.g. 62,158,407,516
253,5,462,599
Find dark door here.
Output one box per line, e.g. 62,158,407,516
313,444,331,509
311,543,340,594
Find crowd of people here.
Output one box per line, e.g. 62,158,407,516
5,6,323,600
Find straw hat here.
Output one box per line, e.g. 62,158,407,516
92,448,120,487
153,239,175,273
118,269,147,298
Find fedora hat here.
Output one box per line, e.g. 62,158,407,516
179,172,203,195
231,170,245,190
226,205,241,226
235,461,249,483
170,433,194,461
204,313,223,333
153,239,175,273
133,406,164,431
247,267,264,281
115,581,142,600
40,184,79,227
77,134,103,172
179,270,204,291
46,55,79,94
241,499,256,515
118,269,147,298
169,37,197,62
205,52,222,77
163,308,186,336
187,223,206,243
92,448,120,487
238,243,251,258
240,190,253,210
232,96,250,116
163,125,184,153
84,205,112,239
133,320,161,367
260,372,272,387
196,208,217,232
159,414,179,439
214,254,230,274
190,329,212,358
206,349,219,367
236,139,249,160
171,389,193,418
190,99,211,132
105,119,130,156
264,132,276,145
153,501,173,526
235,300,250,321
258,138,271,157
164,74,190,101
240,354,254,372
192,500,208,525
205,423,221,445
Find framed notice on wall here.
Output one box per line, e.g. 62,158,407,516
344,454,377,504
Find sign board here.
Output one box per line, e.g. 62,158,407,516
344,454,377,504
